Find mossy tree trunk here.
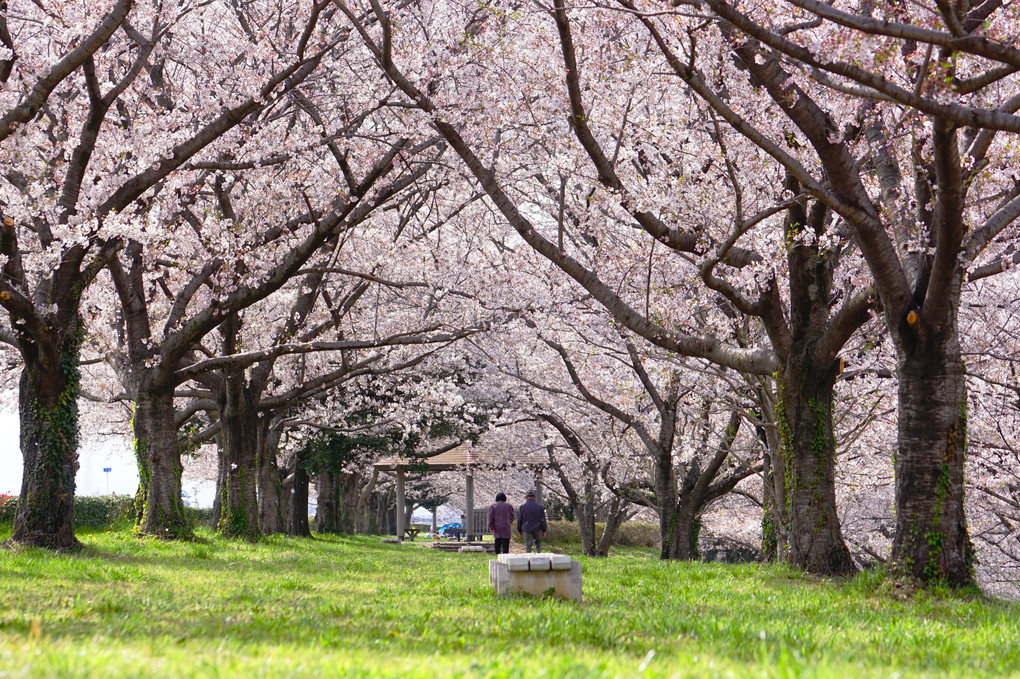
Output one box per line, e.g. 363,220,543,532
217,359,261,541
890,307,973,584
663,500,700,561
133,387,191,539
760,185,858,576
257,415,284,535
774,365,855,575
10,329,83,550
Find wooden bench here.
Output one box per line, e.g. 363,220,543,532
402,527,421,541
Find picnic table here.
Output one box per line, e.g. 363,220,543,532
403,527,421,541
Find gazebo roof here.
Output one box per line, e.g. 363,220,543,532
374,443,548,472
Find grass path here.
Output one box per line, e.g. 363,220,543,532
1,528,1018,677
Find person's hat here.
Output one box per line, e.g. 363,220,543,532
526,489,536,497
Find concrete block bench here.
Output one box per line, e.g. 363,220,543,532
488,553,582,602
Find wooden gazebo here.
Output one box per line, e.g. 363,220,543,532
374,443,548,541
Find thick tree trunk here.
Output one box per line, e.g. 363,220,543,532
890,328,973,585
10,342,81,550
654,437,681,560
287,461,311,537
134,387,191,539
217,376,260,541
668,499,702,561
257,417,284,535
775,367,856,576
315,472,342,534
336,472,360,535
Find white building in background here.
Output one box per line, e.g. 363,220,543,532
0,408,217,507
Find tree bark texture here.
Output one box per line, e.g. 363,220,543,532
216,370,261,541
368,491,391,535
890,322,973,584
663,499,701,561
335,472,361,535
314,471,342,534
774,365,856,575
257,417,284,535
10,340,81,549
133,387,191,538
595,497,627,557
287,460,311,537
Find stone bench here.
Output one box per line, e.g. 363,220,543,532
488,553,582,602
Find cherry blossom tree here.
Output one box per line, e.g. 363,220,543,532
0,0,345,548
624,0,1020,584
333,0,886,574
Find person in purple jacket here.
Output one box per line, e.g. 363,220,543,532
516,489,547,553
487,492,515,554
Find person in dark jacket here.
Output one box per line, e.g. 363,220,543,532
516,489,547,553
487,492,515,554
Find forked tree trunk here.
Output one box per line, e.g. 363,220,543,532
354,470,380,534
594,496,626,557
134,387,191,539
890,324,973,584
775,366,856,576
658,462,701,560
10,339,82,550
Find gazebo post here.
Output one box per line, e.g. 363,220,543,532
465,468,474,541
396,468,406,541
535,471,544,505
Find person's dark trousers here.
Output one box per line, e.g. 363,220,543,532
494,537,510,554
524,530,542,553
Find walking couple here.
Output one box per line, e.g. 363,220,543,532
486,490,547,554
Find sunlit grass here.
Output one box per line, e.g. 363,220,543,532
0,526,1018,677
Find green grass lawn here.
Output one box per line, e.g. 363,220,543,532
1,527,1018,678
